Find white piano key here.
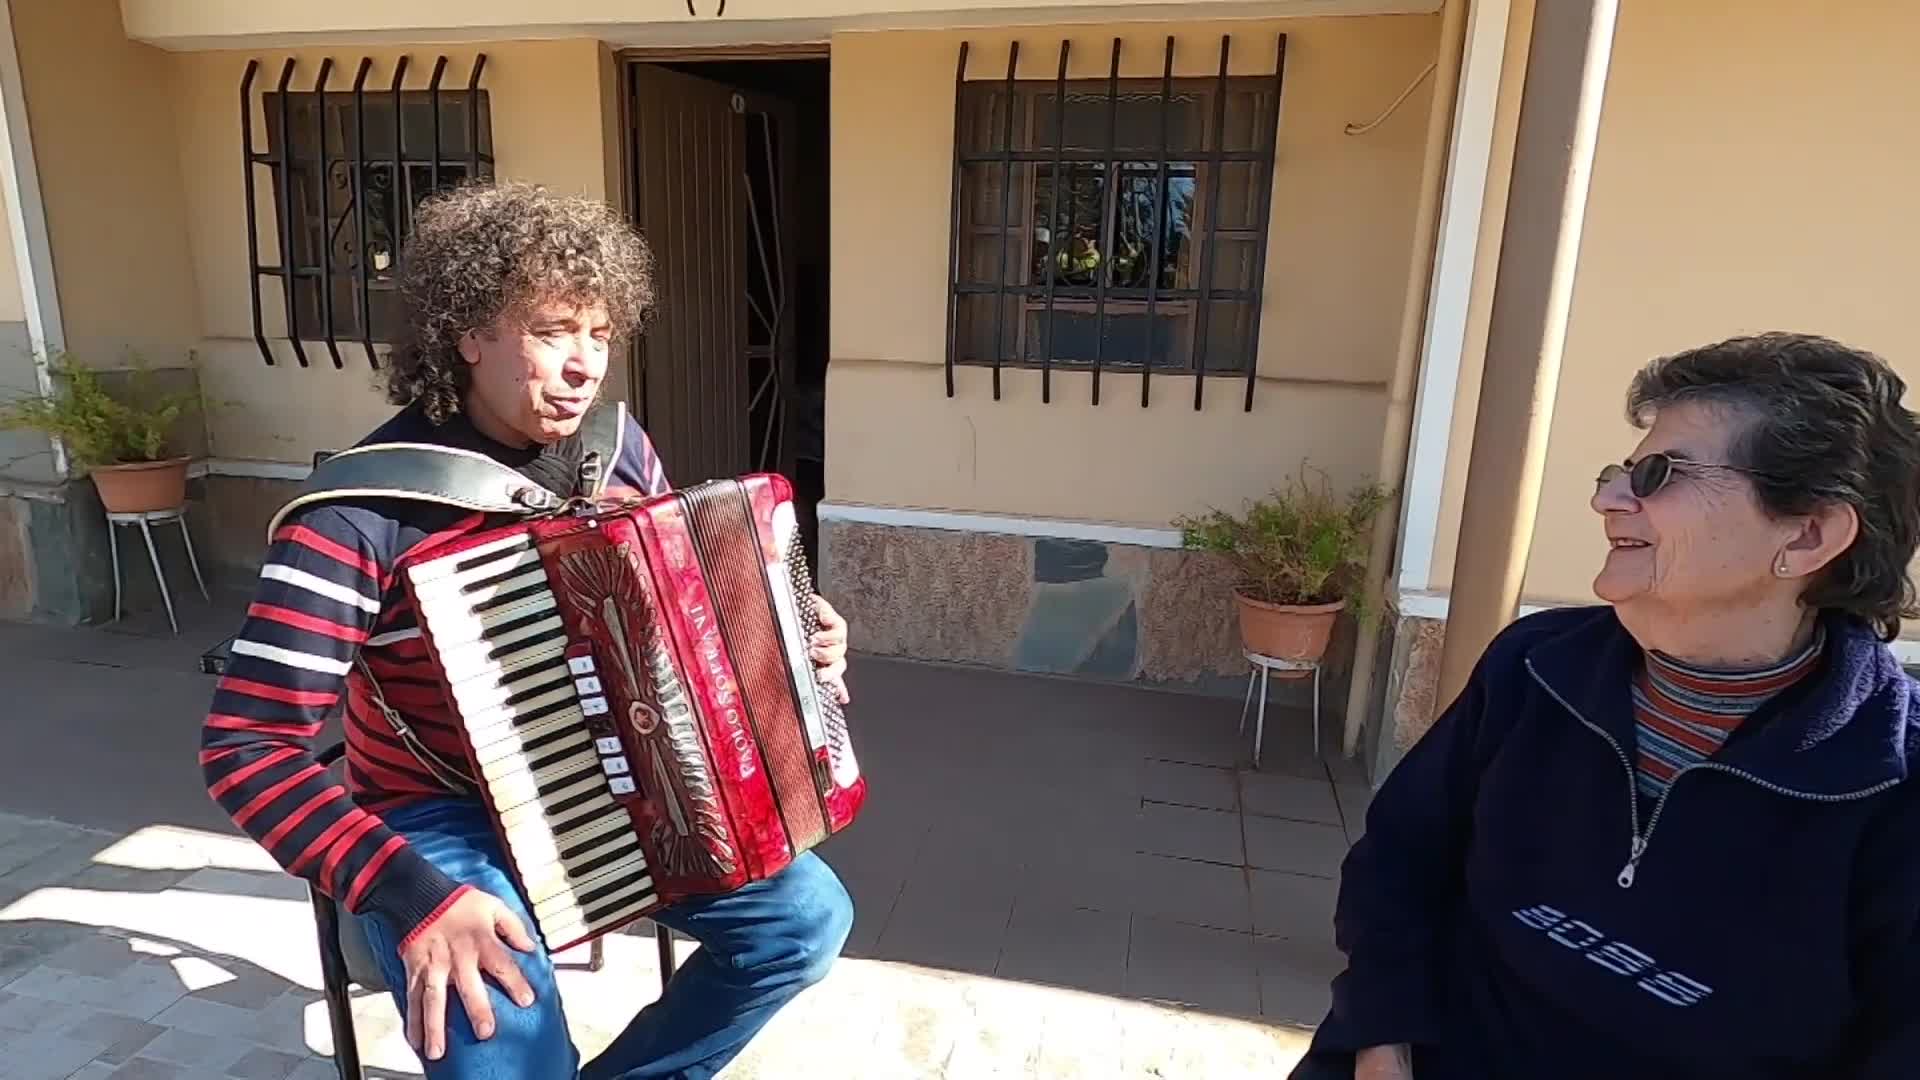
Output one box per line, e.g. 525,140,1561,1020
411,544,544,601
406,531,534,585
437,614,567,674
468,705,588,759
418,592,558,650
461,688,580,738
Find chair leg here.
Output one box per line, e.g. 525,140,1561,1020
655,924,676,990
1253,667,1270,770
1312,666,1322,759
1239,668,1257,735
309,889,364,1080
138,519,178,635
107,524,122,624
177,513,209,601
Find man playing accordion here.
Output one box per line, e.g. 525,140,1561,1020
200,180,855,1078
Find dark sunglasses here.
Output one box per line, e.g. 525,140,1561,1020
1595,453,1767,498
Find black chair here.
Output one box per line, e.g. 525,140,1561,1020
310,742,678,1078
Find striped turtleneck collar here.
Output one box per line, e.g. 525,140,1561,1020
1630,626,1826,808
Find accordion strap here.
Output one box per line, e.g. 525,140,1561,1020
264,400,629,542
354,656,479,794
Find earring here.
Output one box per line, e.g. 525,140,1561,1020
1775,553,1790,577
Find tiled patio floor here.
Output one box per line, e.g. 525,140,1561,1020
0,591,1364,1076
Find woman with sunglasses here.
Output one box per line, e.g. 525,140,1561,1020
1292,332,1920,1079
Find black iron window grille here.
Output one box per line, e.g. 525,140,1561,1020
944,35,1286,410
242,56,494,368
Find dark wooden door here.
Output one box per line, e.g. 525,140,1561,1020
627,64,748,487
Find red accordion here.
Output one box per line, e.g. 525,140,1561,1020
395,474,865,952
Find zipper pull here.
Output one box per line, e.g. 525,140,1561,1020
1617,835,1646,889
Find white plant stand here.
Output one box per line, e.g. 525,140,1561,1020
1239,647,1322,768
107,506,208,635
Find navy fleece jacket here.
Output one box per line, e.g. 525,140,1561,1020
1308,606,1920,1079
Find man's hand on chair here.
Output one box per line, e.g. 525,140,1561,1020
401,889,537,1060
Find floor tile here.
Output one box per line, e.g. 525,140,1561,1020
224,1046,307,1079
1250,869,1338,942
872,874,1014,977
130,1028,255,1071
2,965,186,1021
995,899,1129,996
1121,853,1251,933
59,1009,165,1064
40,935,145,980
100,1060,194,1080
1335,783,1372,843
1244,816,1349,878
0,988,78,1031
0,1027,113,1080
1134,802,1243,866
1139,759,1238,811
1240,770,1342,825
1256,936,1343,1026
1124,916,1260,1017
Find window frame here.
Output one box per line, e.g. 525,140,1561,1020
942,35,1288,410
242,56,495,369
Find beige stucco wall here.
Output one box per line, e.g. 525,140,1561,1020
826,14,1441,527
1428,0,1920,608
11,0,202,368
166,39,619,463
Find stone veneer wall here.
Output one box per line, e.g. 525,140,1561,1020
817,516,1362,705
1357,605,1447,785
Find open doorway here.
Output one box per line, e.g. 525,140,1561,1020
623,54,830,570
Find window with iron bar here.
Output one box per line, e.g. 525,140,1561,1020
242,56,493,368
944,36,1286,409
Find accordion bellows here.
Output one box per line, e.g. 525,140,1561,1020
398,474,865,952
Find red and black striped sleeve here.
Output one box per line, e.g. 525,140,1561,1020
200,505,466,938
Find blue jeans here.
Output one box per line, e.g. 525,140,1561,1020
352,797,854,1079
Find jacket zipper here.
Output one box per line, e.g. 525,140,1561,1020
1523,658,1901,889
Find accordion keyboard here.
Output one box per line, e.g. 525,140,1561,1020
408,530,660,946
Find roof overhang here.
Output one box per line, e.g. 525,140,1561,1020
120,0,1442,51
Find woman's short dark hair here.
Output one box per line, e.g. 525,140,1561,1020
386,180,656,424
1627,332,1920,640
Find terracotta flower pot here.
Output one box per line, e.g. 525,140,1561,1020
90,457,190,514
1234,591,1345,667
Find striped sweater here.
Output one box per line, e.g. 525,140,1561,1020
1631,626,1825,809
200,404,667,940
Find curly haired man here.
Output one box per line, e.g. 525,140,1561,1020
201,181,854,1078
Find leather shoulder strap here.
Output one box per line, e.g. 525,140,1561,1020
264,442,562,542
575,399,627,497
263,401,630,541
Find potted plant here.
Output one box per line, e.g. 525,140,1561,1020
0,354,200,513
1175,464,1390,665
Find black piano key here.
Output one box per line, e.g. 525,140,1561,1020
509,693,579,731
521,724,579,757
474,579,553,616
559,827,633,865
449,536,532,576
536,762,602,800
550,787,612,825
459,552,539,597
571,838,646,884
505,670,574,709
479,613,566,661
583,881,656,925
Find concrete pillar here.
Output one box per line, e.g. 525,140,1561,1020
1435,0,1620,708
